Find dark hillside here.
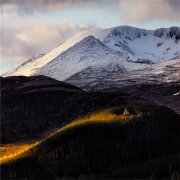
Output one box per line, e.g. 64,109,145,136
1,75,83,143
119,82,180,114
1,106,180,179
1,75,141,144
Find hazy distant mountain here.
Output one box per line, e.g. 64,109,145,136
3,26,180,90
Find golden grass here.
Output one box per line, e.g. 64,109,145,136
47,108,136,139
72,108,135,124
0,108,137,164
0,142,39,164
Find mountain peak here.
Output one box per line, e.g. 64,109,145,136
75,35,105,48
60,35,108,56
81,35,98,42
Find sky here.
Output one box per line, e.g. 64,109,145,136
1,0,180,74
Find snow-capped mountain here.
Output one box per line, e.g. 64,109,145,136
34,36,126,81
99,26,180,63
3,26,180,90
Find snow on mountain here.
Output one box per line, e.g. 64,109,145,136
3,26,180,89
65,58,180,91
3,29,100,77
98,26,180,63
34,36,127,81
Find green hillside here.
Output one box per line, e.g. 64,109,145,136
1,105,180,179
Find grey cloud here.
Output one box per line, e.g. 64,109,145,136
1,0,118,14
118,0,180,23
2,0,180,22
167,0,180,10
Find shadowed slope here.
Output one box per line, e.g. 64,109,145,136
1,105,180,179
1,75,144,144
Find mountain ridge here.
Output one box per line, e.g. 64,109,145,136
3,25,180,89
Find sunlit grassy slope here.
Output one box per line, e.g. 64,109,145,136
0,144,37,164
1,105,180,179
46,106,136,139
0,106,135,164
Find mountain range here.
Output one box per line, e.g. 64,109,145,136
3,26,180,90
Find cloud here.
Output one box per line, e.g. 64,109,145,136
3,1,179,25
119,0,180,23
1,0,71,15
2,0,180,23
1,0,118,15
0,21,93,73
168,0,180,10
